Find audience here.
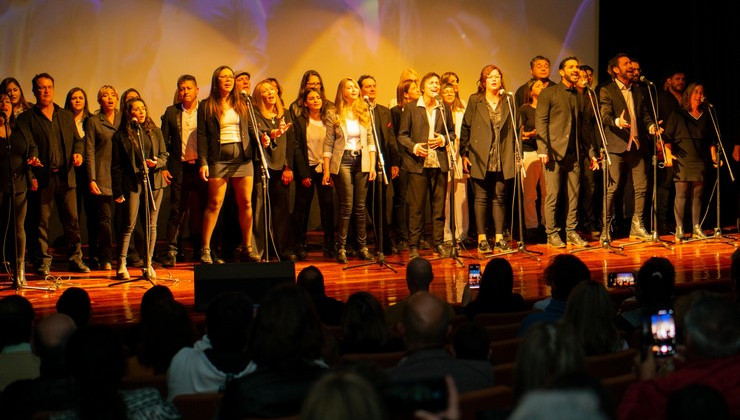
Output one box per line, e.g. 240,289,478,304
464,258,527,318
219,284,329,419
564,280,627,355
518,254,590,336
297,265,346,326
167,291,254,400
619,294,740,419
300,371,387,420
0,295,39,391
731,247,739,304
452,322,490,361
340,291,403,354
665,384,730,420
616,256,675,334
56,287,92,327
509,390,607,420
388,291,494,393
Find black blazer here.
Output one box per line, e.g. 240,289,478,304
292,112,329,181
161,104,185,174
111,125,168,198
0,129,34,193
459,92,516,180
16,105,83,188
372,104,400,168
535,83,595,162
196,101,256,168
397,99,454,174
599,79,655,154
85,110,121,196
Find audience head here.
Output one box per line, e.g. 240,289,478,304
0,295,35,349
452,322,490,361
509,389,607,420
297,265,327,299
564,281,621,355
400,291,450,351
250,284,324,368
341,292,389,349
544,254,590,301
138,298,194,374
547,372,615,420
206,291,253,354
666,384,729,420
515,322,585,400
684,294,740,359
56,287,92,327
300,371,387,420
406,257,433,294
140,285,175,321
636,257,675,311
476,258,514,303
33,313,77,374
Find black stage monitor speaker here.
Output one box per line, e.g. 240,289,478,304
194,261,295,312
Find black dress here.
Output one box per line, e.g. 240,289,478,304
664,108,714,182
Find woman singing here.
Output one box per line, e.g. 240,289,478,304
198,65,259,263
85,86,121,271
0,93,37,287
111,97,168,280
292,88,335,259
252,79,297,261
1,78,32,118
664,83,718,242
519,79,548,240
289,70,331,122
459,65,516,253
323,78,376,263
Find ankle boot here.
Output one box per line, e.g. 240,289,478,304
675,225,685,243
16,260,26,288
117,258,130,280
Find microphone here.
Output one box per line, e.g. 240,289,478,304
130,118,140,129
363,95,372,105
434,95,445,108
240,89,248,97
701,96,714,107
498,88,506,96
639,76,654,86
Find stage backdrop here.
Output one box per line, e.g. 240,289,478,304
1,0,598,117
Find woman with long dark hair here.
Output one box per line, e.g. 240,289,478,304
0,78,32,118
289,70,331,121
323,78,376,263
84,86,120,271
460,65,516,253
664,82,718,242
111,97,168,280
197,65,259,263
292,88,335,258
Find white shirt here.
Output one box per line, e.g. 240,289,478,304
344,116,361,152
418,97,441,168
219,108,241,144
306,118,326,167
181,102,199,161
615,78,639,150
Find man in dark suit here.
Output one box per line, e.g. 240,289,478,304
514,55,555,108
16,73,89,275
398,72,455,259
160,75,207,266
599,53,661,241
358,74,400,256
536,57,598,248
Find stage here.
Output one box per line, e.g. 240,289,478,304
2,231,737,325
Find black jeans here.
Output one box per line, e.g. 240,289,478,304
472,172,506,237
293,165,334,249
90,194,114,264
165,162,207,252
407,168,447,247
392,169,409,242
674,181,703,228
1,190,27,265
331,153,369,249
543,154,580,236
606,149,647,226
34,173,84,266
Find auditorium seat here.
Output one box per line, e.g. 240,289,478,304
492,361,516,388
585,348,638,379
485,323,520,341
172,393,222,420
489,337,523,365
340,350,407,368
474,310,534,326
458,385,513,420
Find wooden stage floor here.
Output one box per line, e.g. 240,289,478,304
2,232,738,325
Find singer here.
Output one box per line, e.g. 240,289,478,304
459,65,516,252
111,97,168,280
322,78,376,263
397,72,454,259
663,83,717,241
197,66,259,264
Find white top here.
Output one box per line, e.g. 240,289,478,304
181,103,199,161
219,108,241,144
344,116,361,152
307,118,326,166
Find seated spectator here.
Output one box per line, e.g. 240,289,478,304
300,371,387,420
0,313,78,420
297,265,345,326
514,322,585,400
518,255,590,336
616,257,675,334
564,280,627,355
128,298,195,376
51,325,179,420
219,284,329,419
56,287,92,327
140,285,176,321
340,292,403,354
509,390,607,420
464,258,528,318
388,291,494,393
619,295,740,419
666,384,730,420
452,322,490,361
167,291,254,400
0,295,39,391
386,257,455,334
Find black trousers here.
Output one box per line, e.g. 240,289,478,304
366,171,392,253
33,172,84,266
543,154,580,236
1,190,27,265
90,194,114,264
252,168,294,258
392,169,409,243
606,149,647,226
472,171,506,237
407,168,447,247
292,165,334,250
165,162,208,252
578,154,599,231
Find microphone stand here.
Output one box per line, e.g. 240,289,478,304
245,95,272,261
345,100,403,272
110,121,156,286
681,101,736,246
429,99,477,267
571,86,627,256
493,92,542,261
